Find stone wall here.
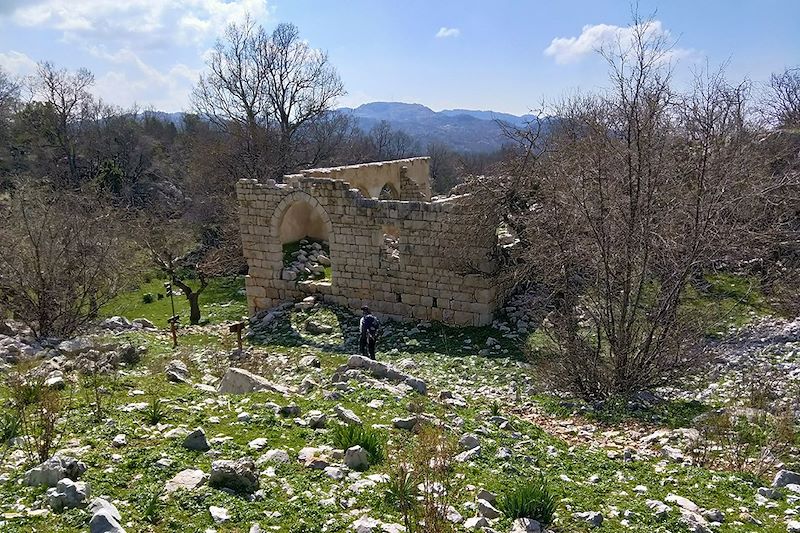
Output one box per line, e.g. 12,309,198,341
237,157,503,326
293,158,431,200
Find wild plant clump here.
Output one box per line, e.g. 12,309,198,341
330,424,385,464
497,475,557,524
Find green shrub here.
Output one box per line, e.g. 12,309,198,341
0,411,21,443
497,476,556,524
330,424,385,465
142,293,155,304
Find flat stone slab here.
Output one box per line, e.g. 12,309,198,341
164,468,206,496
217,367,291,395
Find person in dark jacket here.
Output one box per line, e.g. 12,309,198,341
359,306,379,359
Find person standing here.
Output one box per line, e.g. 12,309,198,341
359,306,380,359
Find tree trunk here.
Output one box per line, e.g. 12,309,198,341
187,293,201,325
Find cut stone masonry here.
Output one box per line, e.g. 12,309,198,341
236,157,504,326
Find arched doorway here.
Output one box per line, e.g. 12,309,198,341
272,193,334,283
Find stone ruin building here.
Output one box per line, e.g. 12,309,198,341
236,157,507,326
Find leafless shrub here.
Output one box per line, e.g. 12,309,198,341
7,369,71,463
0,185,134,338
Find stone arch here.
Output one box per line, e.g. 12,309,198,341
271,192,334,244
378,182,400,200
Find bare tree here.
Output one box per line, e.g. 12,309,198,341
459,14,796,402
193,17,345,179
763,67,800,129
192,15,273,181
264,22,346,174
0,185,132,338
31,62,95,185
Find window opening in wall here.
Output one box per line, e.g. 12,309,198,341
496,222,519,249
381,225,401,267
278,200,332,284
379,182,400,200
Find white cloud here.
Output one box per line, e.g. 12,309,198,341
0,50,38,76
435,27,460,39
94,60,199,111
6,0,271,49
544,20,692,65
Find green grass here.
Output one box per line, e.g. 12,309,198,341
1,273,795,532
682,272,773,335
102,275,247,328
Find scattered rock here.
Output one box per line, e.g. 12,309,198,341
334,404,362,425
666,493,699,513
463,516,489,529
24,456,87,487
165,359,190,383
209,457,259,493
392,416,418,430
774,469,800,488
306,320,334,335
477,498,500,518
344,446,370,471
459,433,480,450
182,427,210,451
209,505,230,523
299,355,320,368
574,511,603,528
89,497,125,533
346,354,427,394
510,518,542,533
47,478,90,511
257,449,291,465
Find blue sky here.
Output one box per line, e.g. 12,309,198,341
0,0,798,115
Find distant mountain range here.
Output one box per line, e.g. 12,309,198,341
147,102,545,153
340,102,542,152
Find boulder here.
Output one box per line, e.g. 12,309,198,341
165,359,190,383
510,518,542,533
334,404,362,425
209,457,259,493
24,456,87,487
217,367,290,395
57,337,94,356
774,469,800,488
47,478,90,511
89,498,125,533
183,427,210,451
344,445,370,471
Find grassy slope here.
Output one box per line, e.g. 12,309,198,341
0,274,792,532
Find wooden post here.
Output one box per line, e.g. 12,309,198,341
167,315,180,348
229,321,246,352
